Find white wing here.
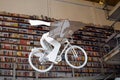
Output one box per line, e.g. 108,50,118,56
29,20,51,26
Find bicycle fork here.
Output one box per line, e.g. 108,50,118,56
61,40,78,59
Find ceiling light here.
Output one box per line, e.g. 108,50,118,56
99,0,104,5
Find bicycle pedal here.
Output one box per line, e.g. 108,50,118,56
56,56,62,62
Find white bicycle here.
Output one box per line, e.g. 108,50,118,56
28,20,87,73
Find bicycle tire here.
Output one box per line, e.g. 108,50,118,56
65,45,87,69
28,48,53,73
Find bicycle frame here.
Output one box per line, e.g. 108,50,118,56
46,38,74,64
59,39,72,57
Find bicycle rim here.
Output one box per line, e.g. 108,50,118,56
28,48,53,73
65,45,87,69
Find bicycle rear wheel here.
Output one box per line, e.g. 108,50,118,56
65,45,87,69
28,48,53,73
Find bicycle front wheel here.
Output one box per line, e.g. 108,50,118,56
28,48,53,73
65,45,87,69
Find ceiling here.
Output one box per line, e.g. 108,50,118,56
85,0,120,6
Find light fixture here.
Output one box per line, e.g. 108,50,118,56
99,0,104,5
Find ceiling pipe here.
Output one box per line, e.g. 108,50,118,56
101,0,117,31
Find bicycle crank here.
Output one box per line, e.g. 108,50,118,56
56,56,62,63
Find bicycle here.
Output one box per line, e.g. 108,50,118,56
28,20,88,73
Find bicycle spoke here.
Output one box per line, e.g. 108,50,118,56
28,48,53,72
65,45,87,69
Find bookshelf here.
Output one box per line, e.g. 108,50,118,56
72,26,120,76
0,11,120,80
